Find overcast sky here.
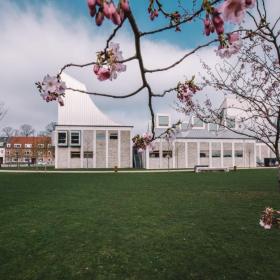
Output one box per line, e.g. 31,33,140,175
0,0,277,134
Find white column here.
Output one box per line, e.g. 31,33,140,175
93,130,96,168
232,142,235,167
172,142,175,169
55,131,58,168
209,142,212,167
80,130,83,168
118,130,121,168
130,131,133,168
253,142,256,167
159,139,163,169
221,142,224,167
105,130,108,168
197,142,200,165
146,146,150,169
243,141,245,167
67,146,70,168
185,142,188,168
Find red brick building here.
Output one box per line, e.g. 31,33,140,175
5,136,54,165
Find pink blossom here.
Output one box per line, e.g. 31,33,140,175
120,0,130,13
95,10,104,26
96,67,111,81
111,11,121,25
37,75,66,106
245,0,256,8
212,9,224,35
218,0,246,24
216,32,242,58
103,2,111,19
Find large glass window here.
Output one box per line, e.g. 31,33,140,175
200,150,209,158
192,117,204,128
84,151,93,158
163,150,172,158
235,150,243,158
149,151,159,158
109,132,118,140
157,115,170,127
96,132,106,141
209,123,218,131
70,131,80,146
227,117,236,129
58,131,67,146
212,150,221,158
224,150,232,157
71,151,80,158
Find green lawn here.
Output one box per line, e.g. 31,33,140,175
0,170,280,280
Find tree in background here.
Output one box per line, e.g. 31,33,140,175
1,126,14,138
45,122,56,135
19,124,35,137
177,3,280,189
0,102,7,122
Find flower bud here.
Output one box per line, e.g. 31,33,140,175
95,10,104,26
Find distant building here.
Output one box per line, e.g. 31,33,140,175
5,136,54,165
0,137,7,165
54,74,133,169
142,98,274,169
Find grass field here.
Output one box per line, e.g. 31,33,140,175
0,170,280,280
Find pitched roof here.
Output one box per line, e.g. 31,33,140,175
58,73,130,127
7,136,51,145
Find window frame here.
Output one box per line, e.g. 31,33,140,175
156,114,170,128
192,117,205,129
70,131,81,147
57,131,68,147
109,132,118,140
71,151,81,158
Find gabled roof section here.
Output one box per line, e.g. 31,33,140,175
58,73,124,127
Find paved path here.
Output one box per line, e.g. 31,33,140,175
0,167,277,174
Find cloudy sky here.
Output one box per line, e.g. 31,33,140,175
0,0,276,134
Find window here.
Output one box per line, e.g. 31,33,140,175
47,144,52,148
224,150,232,157
70,131,81,146
149,151,159,158
37,144,44,148
158,115,170,127
24,151,30,155
25,144,32,148
84,151,93,158
235,150,243,158
227,117,236,129
200,150,209,158
109,132,118,140
212,150,221,158
71,151,80,158
58,131,68,146
192,117,204,128
96,132,106,141
14,144,21,148
209,123,218,131
163,150,172,158
6,144,11,148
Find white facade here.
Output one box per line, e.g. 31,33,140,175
55,73,133,169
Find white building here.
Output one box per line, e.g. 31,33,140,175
142,98,274,169
54,74,133,169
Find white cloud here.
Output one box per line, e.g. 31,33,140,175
4,1,273,134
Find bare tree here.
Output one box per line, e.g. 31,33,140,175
178,2,280,188
45,122,57,135
0,102,7,122
20,124,35,137
1,126,14,138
